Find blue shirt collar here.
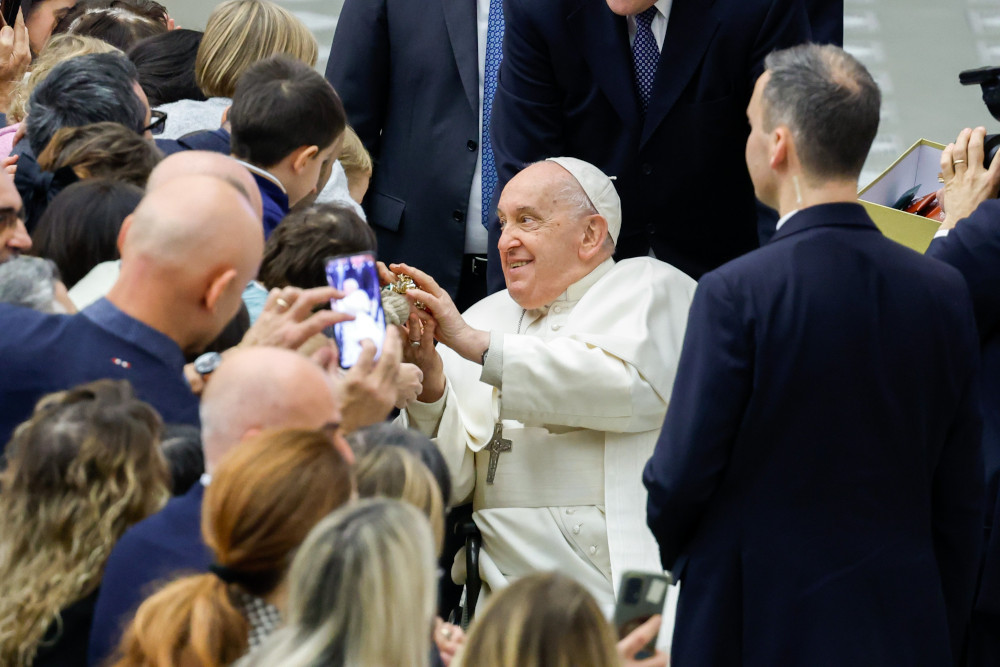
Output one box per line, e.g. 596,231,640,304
81,298,188,371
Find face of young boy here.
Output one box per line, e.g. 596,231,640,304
288,135,345,207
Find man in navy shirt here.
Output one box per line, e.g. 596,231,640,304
0,174,262,449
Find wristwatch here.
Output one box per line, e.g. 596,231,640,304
193,351,223,379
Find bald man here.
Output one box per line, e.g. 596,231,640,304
0,173,345,449
69,151,264,308
87,347,353,665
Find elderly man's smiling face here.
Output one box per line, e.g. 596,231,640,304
497,161,603,310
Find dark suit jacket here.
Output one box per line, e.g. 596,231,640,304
87,483,212,666
326,0,480,298
485,0,810,290
644,203,984,666
926,201,1000,621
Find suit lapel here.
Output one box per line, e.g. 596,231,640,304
640,0,720,146
443,0,479,113
567,0,639,124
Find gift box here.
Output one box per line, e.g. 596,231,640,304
857,139,946,253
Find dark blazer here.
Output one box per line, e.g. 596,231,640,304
485,0,810,290
644,203,984,666
326,0,480,298
926,201,1000,665
35,588,100,667
87,483,212,666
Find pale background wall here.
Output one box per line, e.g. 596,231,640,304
165,0,1000,182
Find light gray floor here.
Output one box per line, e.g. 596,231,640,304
167,0,996,184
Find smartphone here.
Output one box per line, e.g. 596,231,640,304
613,571,671,659
324,252,386,369
0,0,25,27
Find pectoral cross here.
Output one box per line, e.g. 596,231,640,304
485,422,512,485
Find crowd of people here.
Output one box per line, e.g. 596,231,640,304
0,0,996,666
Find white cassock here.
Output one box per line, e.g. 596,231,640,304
402,257,695,643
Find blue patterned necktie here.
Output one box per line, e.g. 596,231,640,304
481,0,504,227
632,6,659,114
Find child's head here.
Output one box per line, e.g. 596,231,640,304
229,55,346,206
338,126,373,204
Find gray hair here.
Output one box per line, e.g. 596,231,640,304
244,498,437,667
545,162,615,253
0,256,64,313
762,44,880,181
26,52,147,156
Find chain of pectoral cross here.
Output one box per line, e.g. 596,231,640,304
485,308,527,484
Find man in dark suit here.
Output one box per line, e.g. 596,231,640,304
643,44,984,666
87,347,355,666
327,0,500,310
925,126,1000,667
484,0,811,291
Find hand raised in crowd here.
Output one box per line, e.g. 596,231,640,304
336,326,404,433
394,361,424,409
0,10,30,114
433,617,466,666
241,285,351,351
2,154,16,176
616,614,669,667
939,126,1000,230
390,262,490,364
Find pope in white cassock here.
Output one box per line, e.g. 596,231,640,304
388,157,696,637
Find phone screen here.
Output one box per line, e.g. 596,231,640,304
325,252,386,369
613,572,670,659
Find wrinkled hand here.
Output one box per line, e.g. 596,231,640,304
401,313,446,403
0,10,29,113
394,362,424,409
939,126,1000,230
391,262,489,363
433,617,466,667
617,615,669,667
241,286,351,351
338,326,403,433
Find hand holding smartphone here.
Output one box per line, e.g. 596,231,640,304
324,252,387,369
613,571,671,660
0,0,26,28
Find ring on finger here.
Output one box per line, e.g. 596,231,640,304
953,159,966,165
276,297,290,309
441,628,453,640
410,340,421,347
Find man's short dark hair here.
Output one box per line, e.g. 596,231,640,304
27,52,147,156
762,44,881,181
229,55,346,168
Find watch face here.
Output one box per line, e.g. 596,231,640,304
194,352,222,375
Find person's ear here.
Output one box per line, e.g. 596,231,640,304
579,214,609,261
290,145,320,174
116,214,134,253
204,267,238,313
770,125,791,170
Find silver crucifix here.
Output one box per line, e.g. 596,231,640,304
485,422,512,485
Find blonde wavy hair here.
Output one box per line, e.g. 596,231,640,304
454,572,622,667
195,0,317,98
0,379,169,666
355,444,446,553
244,499,438,667
111,428,355,667
8,34,122,123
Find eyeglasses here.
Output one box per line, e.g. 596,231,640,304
143,110,167,136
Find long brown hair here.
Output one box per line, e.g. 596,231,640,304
0,380,169,666
454,573,622,667
111,428,354,667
